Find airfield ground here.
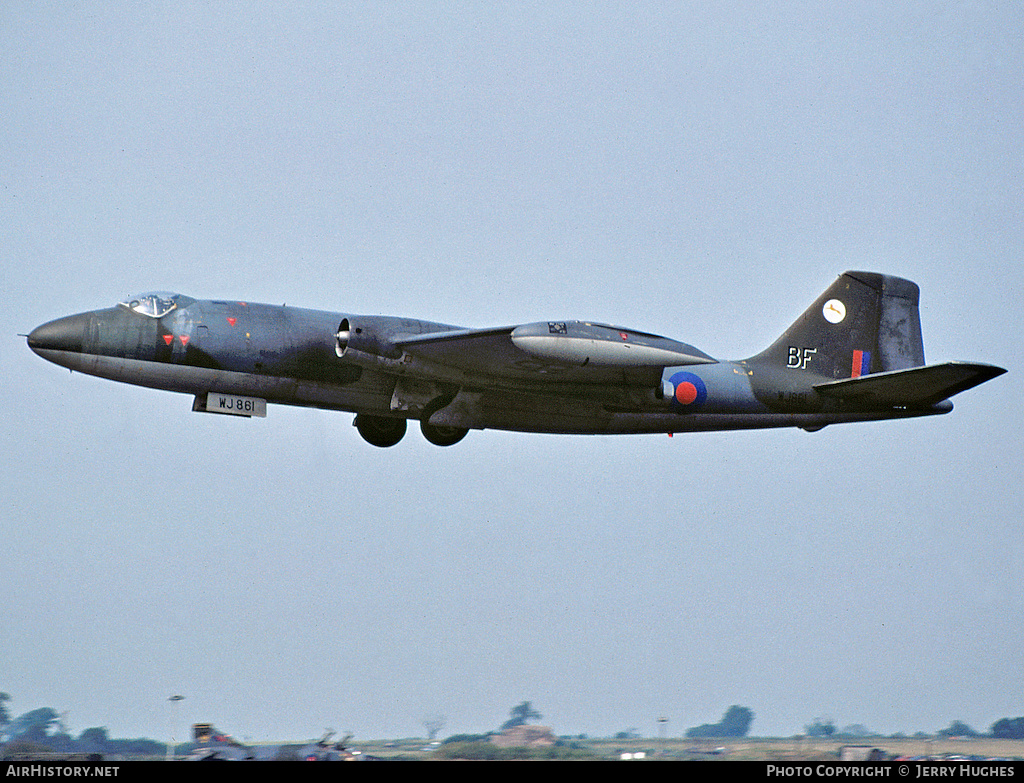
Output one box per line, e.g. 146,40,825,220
319,735,1024,761
7,734,1022,762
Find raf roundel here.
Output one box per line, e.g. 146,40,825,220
668,371,707,410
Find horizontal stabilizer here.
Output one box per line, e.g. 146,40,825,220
814,362,1006,407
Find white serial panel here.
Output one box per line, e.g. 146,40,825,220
206,392,267,417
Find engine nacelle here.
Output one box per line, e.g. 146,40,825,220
335,317,401,359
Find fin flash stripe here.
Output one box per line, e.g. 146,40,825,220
851,349,871,378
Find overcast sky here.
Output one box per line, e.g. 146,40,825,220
2,1,1020,743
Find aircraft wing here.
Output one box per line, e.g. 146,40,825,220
393,321,716,387
813,362,1006,407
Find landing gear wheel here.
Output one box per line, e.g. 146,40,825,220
354,414,407,447
421,420,469,447
420,396,469,447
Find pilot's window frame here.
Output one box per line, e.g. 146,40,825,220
120,292,178,319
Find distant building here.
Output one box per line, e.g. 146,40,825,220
491,725,556,749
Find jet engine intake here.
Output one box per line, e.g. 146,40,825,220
336,318,401,359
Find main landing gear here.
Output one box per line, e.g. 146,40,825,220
353,396,469,448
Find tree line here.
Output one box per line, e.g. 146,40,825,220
0,694,164,758
4,691,1024,752
806,715,1024,740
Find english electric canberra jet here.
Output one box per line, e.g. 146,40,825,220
27,271,1005,447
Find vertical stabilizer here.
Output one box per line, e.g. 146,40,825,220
748,271,925,380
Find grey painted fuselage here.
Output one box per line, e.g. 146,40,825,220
26,273,1005,446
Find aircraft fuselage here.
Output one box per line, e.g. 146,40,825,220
28,274,1003,446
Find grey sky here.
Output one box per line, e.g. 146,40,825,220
2,2,1020,742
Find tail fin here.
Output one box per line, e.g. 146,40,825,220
749,271,924,380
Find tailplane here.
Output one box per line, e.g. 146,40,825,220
814,361,1005,407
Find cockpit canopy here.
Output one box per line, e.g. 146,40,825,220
119,292,193,318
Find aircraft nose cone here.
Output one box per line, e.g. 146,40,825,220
27,313,90,355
